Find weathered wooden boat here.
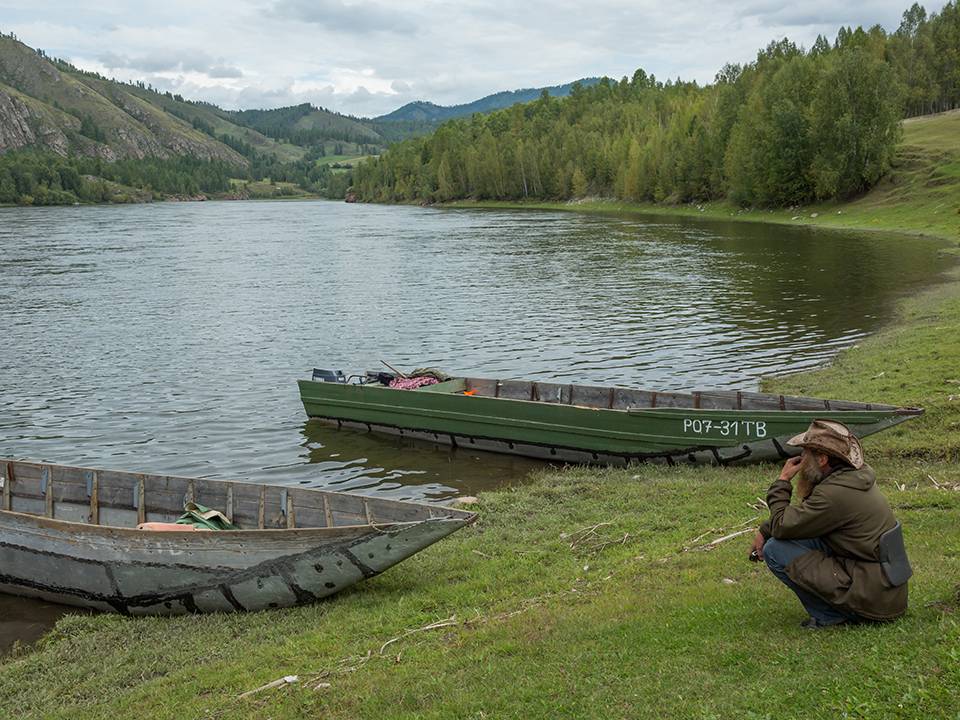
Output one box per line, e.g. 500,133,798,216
0,460,477,616
299,369,924,466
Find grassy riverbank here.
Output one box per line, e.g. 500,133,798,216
3,114,960,719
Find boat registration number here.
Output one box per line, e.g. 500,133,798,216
683,419,768,437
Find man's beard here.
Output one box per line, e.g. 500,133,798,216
796,456,825,500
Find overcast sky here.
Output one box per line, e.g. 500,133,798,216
1,1,917,118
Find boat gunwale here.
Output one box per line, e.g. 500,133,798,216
0,506,475,540
302,376,922,415
0,459,479,533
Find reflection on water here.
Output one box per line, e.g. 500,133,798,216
299,419,547,501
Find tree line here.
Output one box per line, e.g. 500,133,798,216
241,152,353,197
0,143,353,206
351,2,959,207
0,151,235,205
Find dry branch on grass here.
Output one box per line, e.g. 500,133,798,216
237,675,299,699
926,473,960,491
684,517,759,553
561,513,769,558
236,588,591,699
892,468,960,492
379,613,478,654
561,521,644,555
562,522,614,548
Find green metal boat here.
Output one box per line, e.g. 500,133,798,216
298,370,924,466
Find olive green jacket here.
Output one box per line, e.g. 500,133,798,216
760,463,908,621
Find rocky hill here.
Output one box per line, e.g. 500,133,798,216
0,36,261,166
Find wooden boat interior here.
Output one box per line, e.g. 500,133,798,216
408,377,912,414
1,461,455,531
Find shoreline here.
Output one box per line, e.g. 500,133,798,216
432,195,960,246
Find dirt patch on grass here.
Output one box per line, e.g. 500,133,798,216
927,584,960,614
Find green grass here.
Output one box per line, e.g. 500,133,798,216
230,179,318,200
322,155,371,167
3,111,960,719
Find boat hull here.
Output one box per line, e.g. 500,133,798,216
0,461,476,615
0,513,467,615
299,377,923,466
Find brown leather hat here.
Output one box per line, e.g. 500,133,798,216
787,419,864,469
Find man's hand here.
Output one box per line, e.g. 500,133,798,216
749,531,766,562
778,455,803,482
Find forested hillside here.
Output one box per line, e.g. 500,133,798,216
0,36,253,166
351,1,960,207
230,103,383,155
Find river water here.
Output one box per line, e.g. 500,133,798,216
0,200,953,650
1,200,953,503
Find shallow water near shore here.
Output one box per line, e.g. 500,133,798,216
0,594,90,655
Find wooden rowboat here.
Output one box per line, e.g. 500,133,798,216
299,370,924,466
0,460,476,615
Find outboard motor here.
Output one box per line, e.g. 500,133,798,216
312,368,346,383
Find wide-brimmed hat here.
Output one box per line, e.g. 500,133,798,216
787,419,864,469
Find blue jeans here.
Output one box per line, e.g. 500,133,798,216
763,537,865,625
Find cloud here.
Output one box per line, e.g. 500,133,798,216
739,0,905,31
97,47,243,79
209,65,244,79
262,0,418,35
233,77,300,108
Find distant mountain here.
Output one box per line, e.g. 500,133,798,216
376,78,603,122
0,35,257,165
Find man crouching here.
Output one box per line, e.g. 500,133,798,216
749,419,912,629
